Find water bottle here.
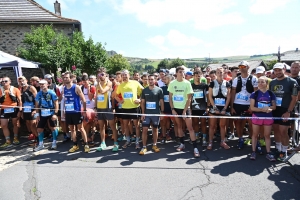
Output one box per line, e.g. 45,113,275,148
118,103,122,109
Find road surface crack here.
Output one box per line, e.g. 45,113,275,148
23,160,41,200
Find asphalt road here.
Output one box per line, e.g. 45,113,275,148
0,133,300,200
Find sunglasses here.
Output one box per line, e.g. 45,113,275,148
109,79,114,81
1,80,8,83
239,65,247,69
98,73,105,77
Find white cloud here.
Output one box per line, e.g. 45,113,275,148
147,35,165,46
167,30,202,46
112,0,244,30
83,0,92,6
249,0,291,15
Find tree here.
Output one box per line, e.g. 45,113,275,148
158,59,169,69
18,24,108,78
145,65,155,73
265,60,278,70
168,57,185,69
107,54,130,74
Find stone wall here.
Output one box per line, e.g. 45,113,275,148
0,23,75,55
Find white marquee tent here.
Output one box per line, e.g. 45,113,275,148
0,50,39,79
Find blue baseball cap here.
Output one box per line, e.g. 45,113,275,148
186,71,193,76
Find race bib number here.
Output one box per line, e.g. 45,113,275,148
97,95,104,102
276,97,282,106
146,102,156,109
4,108,14,114
86,100,91,105
194,91,204,99
214,98,225,106
24,106,32,113
124,92,133,99
237,93,249,101
173,95,184,102
258,102,270,109
41,109,51,117
65,103,74,111
164,95,169,102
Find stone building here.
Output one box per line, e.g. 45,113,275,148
0,0,81,82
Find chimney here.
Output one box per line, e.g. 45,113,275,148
296,48,298,52
54,1,61,16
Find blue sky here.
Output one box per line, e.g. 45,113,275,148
39,0,300,59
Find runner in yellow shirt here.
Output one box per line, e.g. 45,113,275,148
115,70,144,149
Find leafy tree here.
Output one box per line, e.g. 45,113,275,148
107,54,130,74
158,59,169,69
168,57,186,69
265,60,278,70
145,65,155,73
18,24,108,78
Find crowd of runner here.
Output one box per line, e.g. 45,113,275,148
0,60,300,161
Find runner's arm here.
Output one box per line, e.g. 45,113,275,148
160,99,164,113
16,89,22,112
184,94,192,112
98,81,111,94
141,99,145,114
208,87,215,107
230,87,236,108
224,88,231,110
169,92,174,109
54,99,59,114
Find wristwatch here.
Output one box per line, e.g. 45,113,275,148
171,108,175,110
287,110,292,113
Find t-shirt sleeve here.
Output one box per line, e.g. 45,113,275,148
270,91,276,101
137,82,144,96
167,82,174,93
201,77,207,84
209,81,214,88
252,76,258,87
141,89,145,100
159,88,164,99
14,88,21,98
250,92,255,99
51,91,58,101
35,92,40,102
116,85,120,95
232,77,238,88
186,82,194,94
91,86,96,94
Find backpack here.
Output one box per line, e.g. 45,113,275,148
236,75,254,94
81,85,93,95
0,86,17,103
21,85,34,103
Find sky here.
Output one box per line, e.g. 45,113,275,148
39,0,300,59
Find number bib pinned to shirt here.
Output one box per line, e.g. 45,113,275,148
123,92,133,99
214,98,225,106
258,102,270,109
164,95,169,102
146,102,156,109
97,95,104,102
173,95,184,102
276,97,282,106
41,109,51,117
86,100,91,105
237,93,249,101
65,103,75,111
4,108,14,114
23,102,34,113
194,91,204,99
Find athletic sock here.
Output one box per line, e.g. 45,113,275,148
282,145,288,154
203,134,207,139
136,137,140,143
126,136,130,142
73,142,78,146
52,129,58,141
276,142,282,152
38,132,44,145
180,137,185,144
192,141,197,149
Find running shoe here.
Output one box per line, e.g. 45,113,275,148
161,138,166,144
202,139,208,147
244,138,251,145
84,145,90,153
48,137,53,142
266,153,276,162
256,141,263,155
13,138,20,145
135,143,140,149
277,152,287,162
139,147,147,155
152,145,160,153
122,141,131,148
69,145,79,153
220,142,230,149
48,144,57,150
194,148,200,158
88,141,95,147
166,135,172,141
34,144,44,152
237,138,244,150
97,143,107,151
176,144,185,152
227,134,235,140
207,142,213,150
259,139,266,147
28,133,35,141
131,137,136,142
0,142,12,149
112,145,119,152
117,135,126,142
250,152,256,160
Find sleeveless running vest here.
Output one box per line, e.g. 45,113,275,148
64,84,81,113
96,81,112,109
